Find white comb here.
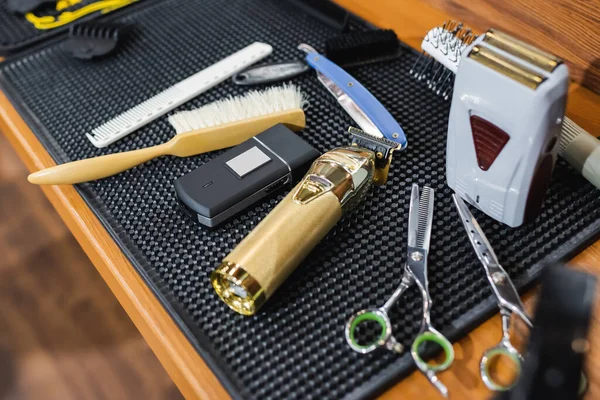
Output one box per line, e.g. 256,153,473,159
87,42,273,148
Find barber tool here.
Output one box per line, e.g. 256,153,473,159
174,124,319,228
495,264,595,399
325,29,404,68
211,127,401,315
413,22,600,193
289,0,350,31
233,30,403,86
232,62,311,86
86,42,273,148
418,24,569,226
346,184,454,398
300,43,407,147
28,85,305,185
453,194,533,391
64,22,127,60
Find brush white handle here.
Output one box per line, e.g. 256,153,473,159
87,42,273,148
560,118,600,189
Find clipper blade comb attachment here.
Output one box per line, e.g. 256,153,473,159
410,20,476,99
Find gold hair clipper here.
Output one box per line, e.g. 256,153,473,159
211,128,400,315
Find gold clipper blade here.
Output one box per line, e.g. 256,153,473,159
468,45,546,90
349,127,399,185
482,29,563,73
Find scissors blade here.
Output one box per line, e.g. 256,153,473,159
417,186,434,250
406,184,435,316
452,194,500,263
407,184,421,248
452,194,530,324
407,184,434,249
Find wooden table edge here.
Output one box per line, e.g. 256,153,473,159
0,88,230,400
0,1,599,399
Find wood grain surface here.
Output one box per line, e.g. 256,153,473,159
0,0,599,399
422,0,600,94
0,134,182,400
347,0,600,94
0,89,230,400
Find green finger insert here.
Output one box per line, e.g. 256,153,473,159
482,347,522,391
349,312,388,348
412,331,454,372
579,372,588,397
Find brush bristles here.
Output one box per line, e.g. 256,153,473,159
168,84,306,134
558,118,585,155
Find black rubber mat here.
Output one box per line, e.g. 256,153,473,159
0,0,142,55
1,1,599,399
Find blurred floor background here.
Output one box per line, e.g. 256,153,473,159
0,133,182,400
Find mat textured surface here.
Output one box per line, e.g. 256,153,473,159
1,0,599,399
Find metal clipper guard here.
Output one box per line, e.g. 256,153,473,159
211,128,395,315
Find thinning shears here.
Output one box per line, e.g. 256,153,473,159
346,184,454,397
453,194,533,391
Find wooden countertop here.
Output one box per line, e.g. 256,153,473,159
1,0,599,399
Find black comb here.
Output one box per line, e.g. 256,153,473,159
64,23,128,60
326,29,406,68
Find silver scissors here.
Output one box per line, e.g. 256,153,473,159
453,194,533,391
346,184,455,397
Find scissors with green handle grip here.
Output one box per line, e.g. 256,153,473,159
453,194,533,391
346,184,455,398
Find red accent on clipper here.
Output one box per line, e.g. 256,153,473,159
524,154,554,222
470,115,510,171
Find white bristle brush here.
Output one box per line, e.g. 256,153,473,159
87,42,274,148
169,84,307,133
28,85,306,185
412,21,600,189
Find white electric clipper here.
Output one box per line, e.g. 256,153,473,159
445,30,569,227
414,22,600,196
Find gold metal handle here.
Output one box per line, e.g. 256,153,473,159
27,143,168,185
212,144,377,315
211,184,342,315
27,109,306,185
